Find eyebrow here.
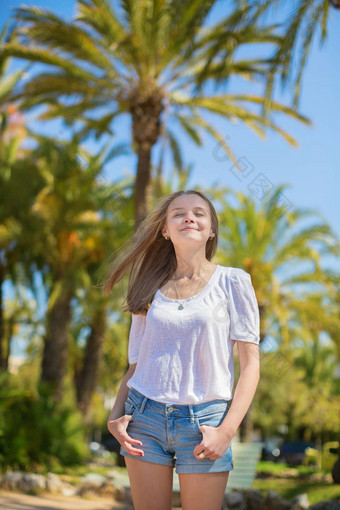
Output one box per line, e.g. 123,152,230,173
170,206,207,212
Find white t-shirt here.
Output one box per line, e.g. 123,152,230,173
127,265,260,404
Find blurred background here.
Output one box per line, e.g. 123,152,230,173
0,0,339,505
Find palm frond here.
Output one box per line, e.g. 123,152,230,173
17,17,112,70
167,128,183,170
0,43,95,80
226,94,311,125
266,0,330,109
0,67,29,102
38,100,119,123
75,0,126,47
168,57,278,90
102,142,130,166
190,115,239,167
175,114,202,145
19,72,99,97
293,1,328,106
164,0,216,61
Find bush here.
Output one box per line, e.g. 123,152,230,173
0,372,90,472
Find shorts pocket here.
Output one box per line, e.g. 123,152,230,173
124,399,139,422
196,406,228,429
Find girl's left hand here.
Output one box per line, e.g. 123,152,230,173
193,425,232,460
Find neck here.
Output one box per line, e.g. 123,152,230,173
172,255,211,280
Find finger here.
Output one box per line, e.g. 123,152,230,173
122,433,143,446
123,441,144,456
193,442,204,455
128,437,143,446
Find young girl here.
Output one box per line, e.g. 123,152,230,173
103,190,260,510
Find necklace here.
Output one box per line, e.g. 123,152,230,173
171,264,209,310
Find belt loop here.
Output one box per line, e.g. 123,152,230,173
139,396,148,414
188,404,195,424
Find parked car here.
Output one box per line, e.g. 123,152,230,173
261,440,281,461
303,441,339,471
277,441,315,465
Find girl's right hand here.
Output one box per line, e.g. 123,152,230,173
107,415,144,457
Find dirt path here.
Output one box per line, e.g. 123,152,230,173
0,490,130,510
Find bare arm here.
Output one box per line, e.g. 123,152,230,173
219,341,260,438
193,341,260,461
107,363,144,457
107,363,137,422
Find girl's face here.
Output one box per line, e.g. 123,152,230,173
162,194,215,245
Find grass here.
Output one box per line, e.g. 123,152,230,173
254,461,340,504
253,478,340,504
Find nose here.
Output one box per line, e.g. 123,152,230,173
184,214,195,223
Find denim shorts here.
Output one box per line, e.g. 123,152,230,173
120,387,234,474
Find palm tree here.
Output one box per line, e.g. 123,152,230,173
72,172,136,417
25,133,129,401
216,184,340,440
253,297,340,448
0,21,32,370
232,0,340,109
1,0,310,228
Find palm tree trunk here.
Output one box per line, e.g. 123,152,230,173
40,283,73,401
75,309,107,417
130,90,164,229
134,144,153,229
0,263,6,371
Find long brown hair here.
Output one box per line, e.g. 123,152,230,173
101,190,219,314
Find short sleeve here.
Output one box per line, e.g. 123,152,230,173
228,268,260,344
128,313,146,364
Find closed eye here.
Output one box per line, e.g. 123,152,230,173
174,213,204,217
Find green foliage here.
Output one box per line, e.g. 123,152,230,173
254,462,340,503
0,372,90,472
253,477,340,505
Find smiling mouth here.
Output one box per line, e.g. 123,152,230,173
182,227,197,231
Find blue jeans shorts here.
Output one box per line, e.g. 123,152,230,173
120,387,234,474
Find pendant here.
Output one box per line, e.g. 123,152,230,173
178,303,184,310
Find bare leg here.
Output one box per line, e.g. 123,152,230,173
179,471,230,510
124,456,174,510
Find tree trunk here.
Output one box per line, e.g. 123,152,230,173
0,263,6,371
134,144,153,230
332,445,340,483
40,283,73,401
239,401,254,442
75,309,107,417
130,89,164,229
